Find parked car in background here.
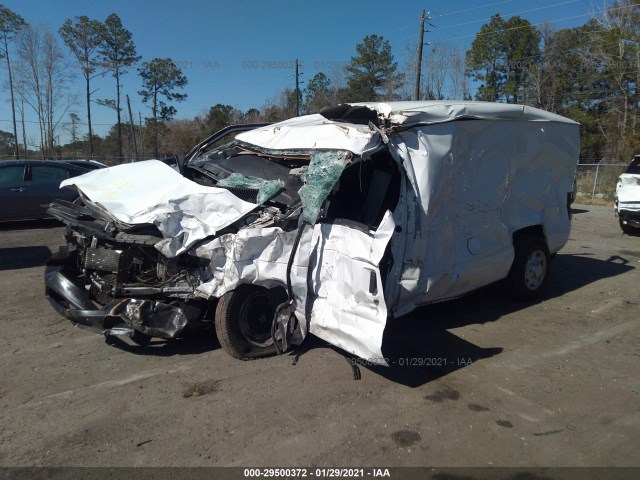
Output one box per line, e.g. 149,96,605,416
615,155,640,234
0,159,97,222
61,159,108,170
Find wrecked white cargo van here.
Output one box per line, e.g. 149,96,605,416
45,101,580,365
615,155,640,234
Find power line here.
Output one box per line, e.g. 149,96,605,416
438,0,582,30
440,2,635,42
433,0,515,18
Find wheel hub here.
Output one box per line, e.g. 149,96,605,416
524,250,546,290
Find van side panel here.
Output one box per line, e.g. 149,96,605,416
389,119,579,317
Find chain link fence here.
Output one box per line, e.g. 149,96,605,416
575,163,627,201
0,154,160,167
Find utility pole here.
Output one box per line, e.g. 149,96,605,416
139,112,145,159
414,9,432,101
295,59,302,116
126,95,138,162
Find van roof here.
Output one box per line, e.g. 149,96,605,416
236,101,578,155
351,101,579,126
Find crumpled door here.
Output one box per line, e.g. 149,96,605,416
306,211,396,365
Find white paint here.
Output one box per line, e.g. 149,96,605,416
388,117,578,316
616,174,640,212
236,113,381,155
61,160,258,256
352,100,579,126
57,102,581,364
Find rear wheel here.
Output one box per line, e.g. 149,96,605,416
505,235,550,300
214,285,287,359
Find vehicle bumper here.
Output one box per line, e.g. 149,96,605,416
618,211,640,228
45,264,189,339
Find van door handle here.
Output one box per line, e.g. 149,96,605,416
368,270,378,296
10,187,25,192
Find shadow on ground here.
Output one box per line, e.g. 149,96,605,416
104,329,220,357
95,252,635,386
0,246,52,270
571,207,590,215
353,252,633,387
0,219,62,231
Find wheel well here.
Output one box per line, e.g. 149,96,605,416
512,225,546,244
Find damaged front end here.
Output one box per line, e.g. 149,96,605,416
45,196,214,341
615,156,640,233
45,114,398,362
44,151,307,344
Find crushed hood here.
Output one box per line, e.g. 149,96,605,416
60,160,259,256
235,113,381,155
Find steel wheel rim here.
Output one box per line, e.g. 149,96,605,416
524,250,546,290
238,291,274,347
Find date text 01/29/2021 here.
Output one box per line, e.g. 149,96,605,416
346,357,473,367
243,468,391,477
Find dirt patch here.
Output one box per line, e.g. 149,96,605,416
424,386,460,403
468,404,490,412
182,379,220,398
391,430,421,448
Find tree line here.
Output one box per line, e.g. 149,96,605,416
1,1,639,163
0,6,188,161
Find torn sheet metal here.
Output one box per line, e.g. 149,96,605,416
307,210,396,365
236,113,381,155
193,225,315,344
351,101,580,127
388,117,579,317
60,160,258,257
192,212,395,362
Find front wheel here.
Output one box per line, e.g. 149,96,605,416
505,235,550,300
214,285,287,359
619,216,637,234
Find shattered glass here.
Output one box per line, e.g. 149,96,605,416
217,173,284,205
299,150,351,224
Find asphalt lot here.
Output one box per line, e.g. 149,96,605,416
0,204,638,469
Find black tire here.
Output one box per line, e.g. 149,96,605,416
619,216,637,234
214,285,287,359
505,235,550,300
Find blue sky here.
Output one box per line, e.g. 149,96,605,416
1,0,607,144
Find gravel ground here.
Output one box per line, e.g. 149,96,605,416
0,204,638,470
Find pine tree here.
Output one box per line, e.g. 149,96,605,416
99,13,140,161
345,34,403,101
138,58,188,157
59,15,104,157
0,5,26,158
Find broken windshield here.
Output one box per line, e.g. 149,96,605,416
184,141,354,216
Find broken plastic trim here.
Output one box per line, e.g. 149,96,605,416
217,173,284,204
